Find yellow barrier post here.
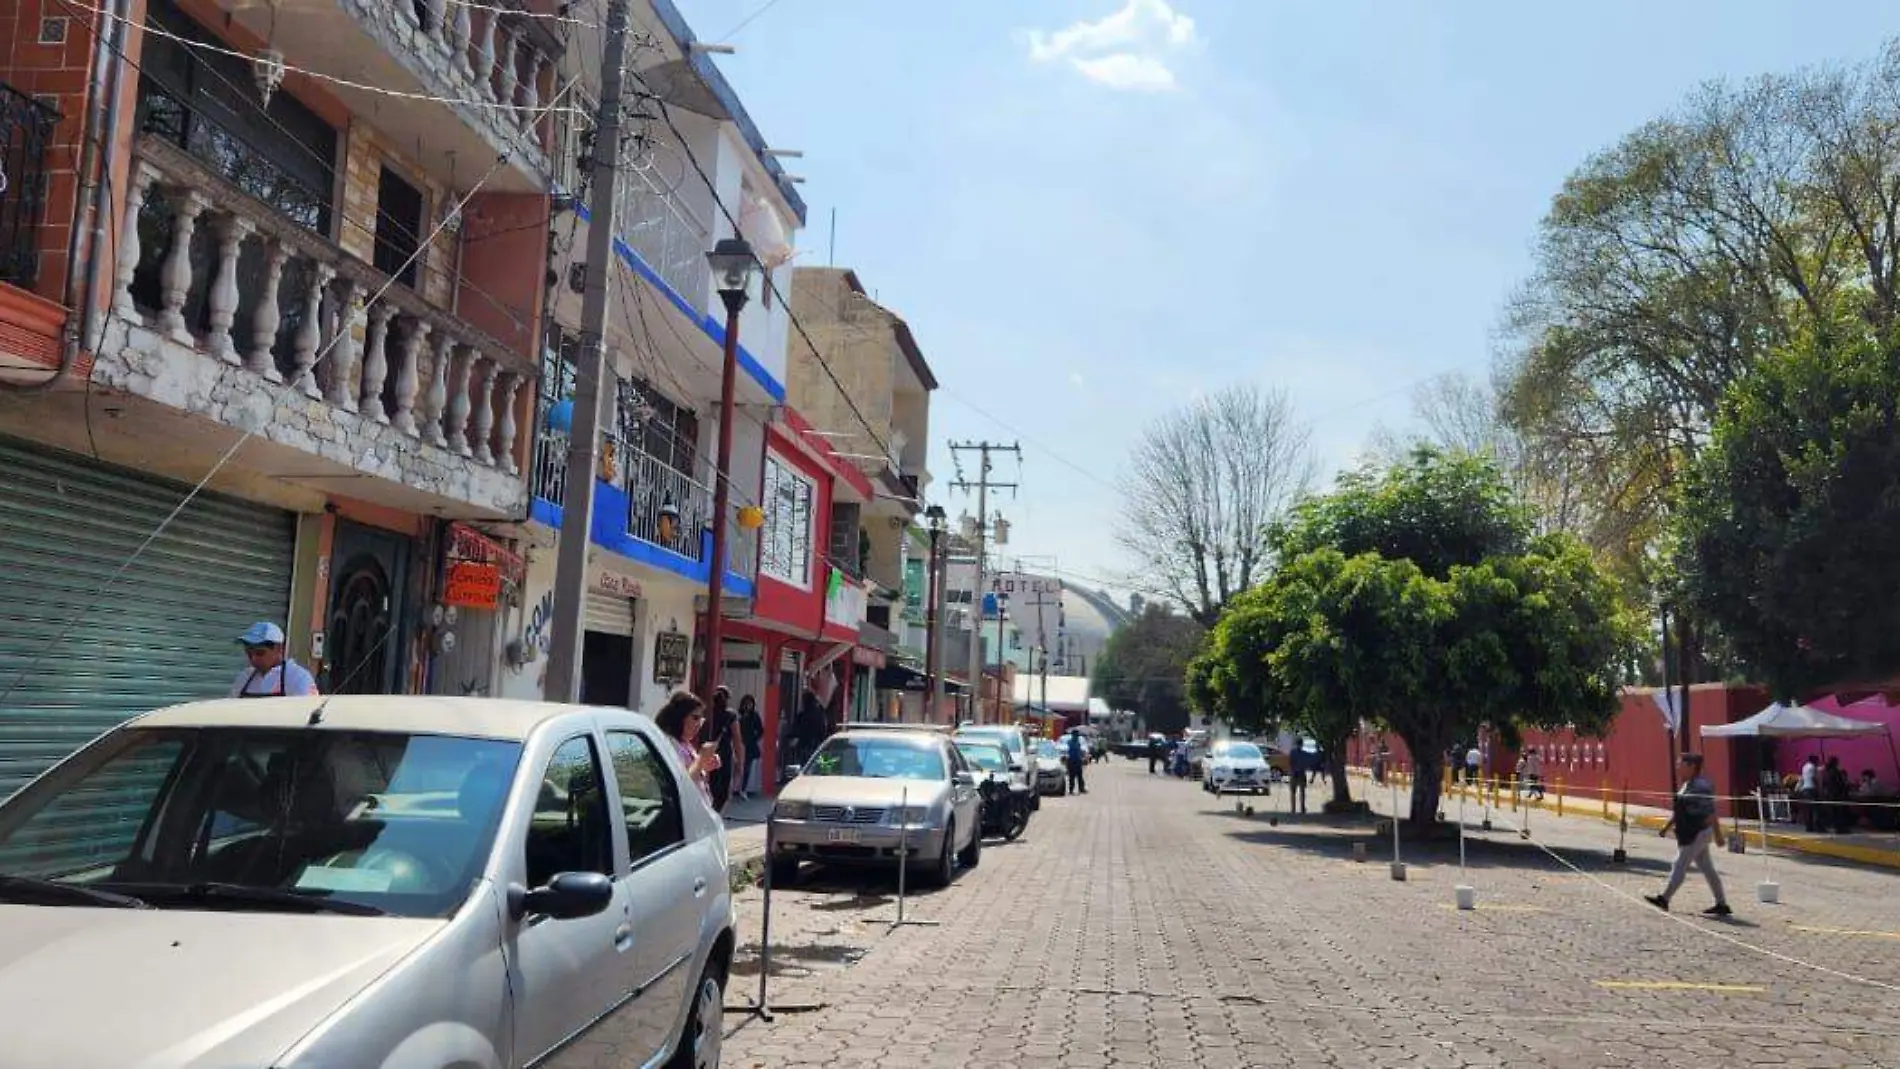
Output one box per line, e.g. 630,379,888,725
1600,778,1610,820
1555,779,1564,817
1510,775,1519,812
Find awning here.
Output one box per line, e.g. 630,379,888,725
875,662,964,694
1702,702,1890,739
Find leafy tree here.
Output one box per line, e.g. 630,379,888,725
1117,385,1316,626
1675,325,1900,697
1195,452,1638,826
1093,603,1205,737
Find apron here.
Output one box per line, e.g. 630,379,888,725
237,665,289,698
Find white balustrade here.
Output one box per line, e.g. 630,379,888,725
119,138,536,472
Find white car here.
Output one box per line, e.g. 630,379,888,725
0,696,734,1069
1203,740,1272,795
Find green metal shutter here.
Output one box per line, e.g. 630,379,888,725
0,435,296,800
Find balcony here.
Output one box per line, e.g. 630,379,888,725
93,136,536,514
616,162,712,308
222,0,558,190
530,428,758,588
0,81,58,288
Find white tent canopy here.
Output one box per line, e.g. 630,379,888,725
1700,702,1889,739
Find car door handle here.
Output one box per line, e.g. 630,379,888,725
613,924,633,952
692,877,707,898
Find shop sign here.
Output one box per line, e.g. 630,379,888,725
654,631,690,683
852,646,886,668
593,571,643,599
443,561,503,609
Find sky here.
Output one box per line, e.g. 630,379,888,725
677,0,1895,603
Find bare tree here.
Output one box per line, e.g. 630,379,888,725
1117,385,1316,626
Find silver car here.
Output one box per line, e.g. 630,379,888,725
955,725,1041,809
0,696,734,1069
770,729,982,887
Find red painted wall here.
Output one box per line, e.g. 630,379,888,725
751,429,832,635
1346,684,1773,811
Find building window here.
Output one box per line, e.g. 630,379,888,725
761,452,814,588
134,0,336,235
374,165,424,288
620,376,698,477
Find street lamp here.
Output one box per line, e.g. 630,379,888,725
700,236,756,698
923,504,947,722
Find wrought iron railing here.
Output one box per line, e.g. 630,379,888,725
531,427,714,564
616,159,712,304
0,81,58,287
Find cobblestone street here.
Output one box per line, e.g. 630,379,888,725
722,759,1900,1068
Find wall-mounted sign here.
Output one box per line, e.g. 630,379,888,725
593,571,643,599
654,631,690,683
443,561,503,609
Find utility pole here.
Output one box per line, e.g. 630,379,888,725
949,440,1018,723
1021,582,1061,721
543,0,634,703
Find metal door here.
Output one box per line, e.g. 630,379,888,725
326,522,409,694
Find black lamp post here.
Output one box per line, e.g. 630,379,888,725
701,236,756,697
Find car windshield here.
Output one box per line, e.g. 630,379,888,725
958,729,1023,757
1036,739,1061,759
1218,743,1264,761
956,742,1009,772
0,726,521,918
807,737,946,781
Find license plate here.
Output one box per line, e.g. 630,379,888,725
826,828,861,844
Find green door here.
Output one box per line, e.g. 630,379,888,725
0,436,296,801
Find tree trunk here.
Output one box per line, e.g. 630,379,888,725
1405,749,1446,828
1329,761,1353,807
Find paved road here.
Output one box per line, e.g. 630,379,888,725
719,759,1900,1068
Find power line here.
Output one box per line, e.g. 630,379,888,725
714,0,788,41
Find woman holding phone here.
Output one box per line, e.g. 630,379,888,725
655,690,721,806
696,686,739,812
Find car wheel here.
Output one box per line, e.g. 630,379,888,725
1004,801,1030,841
1030,793,1042,811
923,821,956,887
767,855,800,887
958,820,982,868
664,958,724,1069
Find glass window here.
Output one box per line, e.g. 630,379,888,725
605,730,685,866
1219,743,1264,761
761,453,814,587
0,728,520,918
956,743,1009,773
525,736,613,888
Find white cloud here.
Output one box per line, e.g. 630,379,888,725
1022,0,1199,93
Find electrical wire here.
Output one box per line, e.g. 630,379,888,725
70,0,590,115
712,0,787,41
0,79,579,711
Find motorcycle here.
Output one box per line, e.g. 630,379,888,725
977,772,1032,841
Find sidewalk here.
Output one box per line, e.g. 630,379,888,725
721,793,770,886
1351,768,1900,871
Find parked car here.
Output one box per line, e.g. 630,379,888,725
1032,738,1069,796
954,739,1031,841
770,728,982,887
954,725,1041,810
1203,739,1272,795
0,696,733,1069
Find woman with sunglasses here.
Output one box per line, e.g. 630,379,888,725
655,690,721,805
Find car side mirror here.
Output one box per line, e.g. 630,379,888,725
1008,761,1024,772
953,771,977,787
785,764,803,779
509,871,614,921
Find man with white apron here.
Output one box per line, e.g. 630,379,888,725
230,621,320,698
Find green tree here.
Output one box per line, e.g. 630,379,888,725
1675,325,1900,697
1093,604,1205,737
1195,452,1638,826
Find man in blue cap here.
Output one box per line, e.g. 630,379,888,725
231,621,320,698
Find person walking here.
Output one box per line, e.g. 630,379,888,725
1286,747,1308,814
1646,753,1733,917
230,622,320,698
1797,754,1821,831
695,687,738,812
1065,729,1089,794
1524,748,1545,801
1148,734,1165,775
736,694,764,801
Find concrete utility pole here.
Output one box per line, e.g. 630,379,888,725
544,0,635,703
1020,582,1061,717
949,440,1018,722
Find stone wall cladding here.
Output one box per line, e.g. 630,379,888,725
96,318,529,517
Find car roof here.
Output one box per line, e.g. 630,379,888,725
130,696,647,742
840,721,952,734
831,728,944,745
955,737,1009,751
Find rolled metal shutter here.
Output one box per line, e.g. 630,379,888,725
584,591,636,636
0,436,296,800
